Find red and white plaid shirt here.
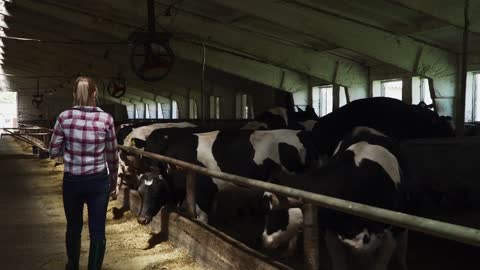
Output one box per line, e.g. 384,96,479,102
49,106,118,180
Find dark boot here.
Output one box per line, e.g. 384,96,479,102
65,235,81,270
88,239,106,270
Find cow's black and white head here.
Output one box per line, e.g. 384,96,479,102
262,207,303,252
336,227,385,254
261,192,303,253
137,172,171,225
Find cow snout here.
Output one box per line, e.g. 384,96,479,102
262,192,274,211
137,216,152,225
363,234,370,244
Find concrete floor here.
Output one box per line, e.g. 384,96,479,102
0,137,206,270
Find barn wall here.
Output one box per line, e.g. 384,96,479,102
15,58,291,123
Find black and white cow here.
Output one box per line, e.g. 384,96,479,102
136,129,319,224
261,98,454,256
136,97,454,225
241,106,319,130
115,122,197,196
264,127,408,270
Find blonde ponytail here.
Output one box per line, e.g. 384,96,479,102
74,77,97,106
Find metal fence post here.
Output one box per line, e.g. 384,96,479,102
186,170,197,219
303,203,320,270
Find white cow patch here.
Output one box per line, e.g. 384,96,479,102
195,131,236,190
298,120,317,131
250,130,306,174
339,228,383,253
352,126,387,137
124,122,197,147
347,142,401,185
333,140,343,155
262,208,303,250
268,107,289,126
143,178,154,186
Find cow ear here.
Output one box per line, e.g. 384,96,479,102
306,106,316,115
418,101,427,108
132,138,146,148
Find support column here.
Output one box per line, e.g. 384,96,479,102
332,84,340,110
402,77,413,104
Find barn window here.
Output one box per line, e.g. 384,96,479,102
189,99,198,119
171,100,179,119
412,77,433,106
134,104,140,119
312,85,333,117
209,96,220,119
145,103,150,119
236,93,253,119
373,79,402,100
381,80,402,100
0,91,18,129
465,72,480,122
126,104,135,119
339,86,348,107
156,103,164,119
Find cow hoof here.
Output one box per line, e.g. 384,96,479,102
112,207,125,219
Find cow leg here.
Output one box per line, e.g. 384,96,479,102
388,230,408,270
325,230,348,270
283,234,298,257
196,204,209,224
372,230,397,270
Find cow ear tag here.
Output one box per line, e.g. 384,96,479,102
144,178,154,186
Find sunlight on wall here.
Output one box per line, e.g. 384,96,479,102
0,1,11,92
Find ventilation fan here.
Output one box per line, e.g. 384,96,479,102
107,78,127,98
129,0,175,81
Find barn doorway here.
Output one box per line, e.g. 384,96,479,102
0,92,18,133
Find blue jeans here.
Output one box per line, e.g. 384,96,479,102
63,171,110,241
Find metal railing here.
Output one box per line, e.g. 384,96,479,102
118,145,480,270
1,125,53,152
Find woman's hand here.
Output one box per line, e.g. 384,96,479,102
109,176,117,199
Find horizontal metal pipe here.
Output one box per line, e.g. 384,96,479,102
3,129,49,151
118,145,480,247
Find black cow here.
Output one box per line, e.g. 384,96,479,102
311,97,455,156
241,106,319,130
265,127,408,270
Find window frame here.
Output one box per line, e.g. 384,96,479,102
312,85,333,117
473,72,480,122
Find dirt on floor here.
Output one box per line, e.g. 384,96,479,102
7,139,207,270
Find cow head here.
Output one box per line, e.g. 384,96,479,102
333,217,387,254
261,192,303,254
262,207,303,254
137,172,171,225
337,228,384,254
412,102,456,137
294,105,318,122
